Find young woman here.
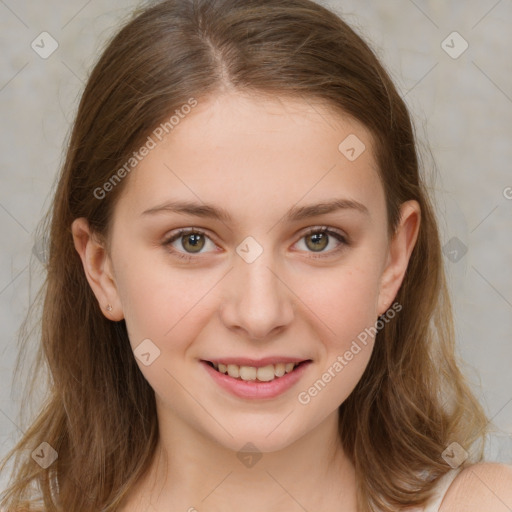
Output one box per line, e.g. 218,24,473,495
1,0,511,511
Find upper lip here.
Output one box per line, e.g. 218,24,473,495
203,357,311,368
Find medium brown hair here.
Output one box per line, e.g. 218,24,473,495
0,0,489,510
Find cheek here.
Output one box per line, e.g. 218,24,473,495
291,258,383,403
115,262,214,406
117,265,213,351
112,239,181,342
297,259,383,344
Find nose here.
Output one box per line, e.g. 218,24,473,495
219,247,295,341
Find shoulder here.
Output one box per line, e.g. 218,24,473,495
439,462,512,511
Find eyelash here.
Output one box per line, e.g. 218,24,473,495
162,226,349,262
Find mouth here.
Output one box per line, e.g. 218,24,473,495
202,359,311,383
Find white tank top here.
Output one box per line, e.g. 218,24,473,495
422,468,461,511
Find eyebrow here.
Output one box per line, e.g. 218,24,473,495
141,198,369,222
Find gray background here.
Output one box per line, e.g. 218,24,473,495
1,0,511,489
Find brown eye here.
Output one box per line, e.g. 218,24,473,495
295,227,348,258
305,231,329,252
180,232,206,253
163,228,216,259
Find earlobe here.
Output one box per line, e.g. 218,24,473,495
377,200,421,316
71,218,124,321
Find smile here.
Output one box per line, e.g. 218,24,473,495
206,360,306,382
201,359,312,399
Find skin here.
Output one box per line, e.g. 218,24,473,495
72,91,422,511
440,462,512,511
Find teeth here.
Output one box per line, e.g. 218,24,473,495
212,361,301,381
274,363,285,377
274,363,286,377
256,365,275,382
239,366,257,381
227,364,239,378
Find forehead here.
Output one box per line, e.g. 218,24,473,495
115,91,384,225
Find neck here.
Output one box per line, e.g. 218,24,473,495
122,402,357,512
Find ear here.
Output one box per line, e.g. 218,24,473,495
71,218,124,321
377,200,421,316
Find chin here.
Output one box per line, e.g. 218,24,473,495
205,416,307,455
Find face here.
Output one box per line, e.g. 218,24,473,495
75,91,419,454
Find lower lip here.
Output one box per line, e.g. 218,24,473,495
201,360,312,399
